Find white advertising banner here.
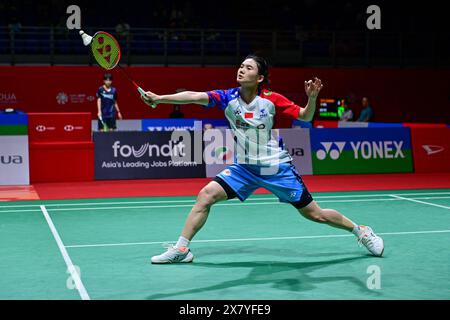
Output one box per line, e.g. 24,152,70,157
204,128,313,177
0,135,30,185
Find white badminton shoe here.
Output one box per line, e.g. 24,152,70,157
151,244,194,264
356,226,384,257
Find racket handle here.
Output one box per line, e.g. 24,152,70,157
137,87,156,109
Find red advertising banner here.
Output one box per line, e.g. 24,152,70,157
28,112,92,143
29,142,94,183
1,66,449,124
410,127,450,173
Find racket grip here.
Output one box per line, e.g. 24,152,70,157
137,87,156,109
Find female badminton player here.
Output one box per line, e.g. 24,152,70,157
142,55,384,263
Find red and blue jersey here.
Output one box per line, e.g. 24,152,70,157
205,87,303,166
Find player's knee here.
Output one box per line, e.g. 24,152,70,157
303,208,327,223
197,186,221,207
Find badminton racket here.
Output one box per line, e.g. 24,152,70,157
79,30,156,108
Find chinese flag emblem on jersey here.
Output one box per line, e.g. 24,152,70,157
244,112,254,119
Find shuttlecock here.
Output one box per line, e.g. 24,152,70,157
79,30,93,46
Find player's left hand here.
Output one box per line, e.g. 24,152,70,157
305,77,323,98
117,112,123,120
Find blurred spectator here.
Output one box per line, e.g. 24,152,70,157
115,19,131,41
169,105,184,118
340,104,354,122
357,97,374,122
8,17,22,34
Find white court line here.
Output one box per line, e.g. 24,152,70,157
390,195,450,210
40,205,90,300
65,229,450,249
1,196,449,213
1,191,450,209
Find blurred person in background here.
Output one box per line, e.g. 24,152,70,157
357,97,374,122
340,102,354,122
115,18,131,41
169,105,185,118
97,73,122,132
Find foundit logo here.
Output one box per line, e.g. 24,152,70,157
112,140,185,158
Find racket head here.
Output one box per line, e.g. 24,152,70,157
91,31,121,70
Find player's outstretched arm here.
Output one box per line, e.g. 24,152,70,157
141,90,209,107
299,77,323,122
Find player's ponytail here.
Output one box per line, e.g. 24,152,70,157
245,54,270,89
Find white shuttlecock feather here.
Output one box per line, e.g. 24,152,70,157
79,30,93,46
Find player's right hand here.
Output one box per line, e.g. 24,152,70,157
140,91,159,108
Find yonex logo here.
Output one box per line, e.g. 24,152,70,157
422,145,444,156
316,142,346,160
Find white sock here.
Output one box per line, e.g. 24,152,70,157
352,225,362,236
176,236,190,248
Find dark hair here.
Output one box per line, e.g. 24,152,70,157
103,73,113,80
244,54,269,88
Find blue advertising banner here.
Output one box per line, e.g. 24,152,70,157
94,131,206,180
142,119,203,131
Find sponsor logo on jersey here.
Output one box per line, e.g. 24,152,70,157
259,108,268,118
263,91,272,96
257,124,266,129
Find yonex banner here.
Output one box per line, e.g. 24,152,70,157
311,128,413,174
0,135,30,185
94,131,206,179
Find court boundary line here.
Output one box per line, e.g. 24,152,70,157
1,195,449,213
1,191,450,209
389,195,450,210
65,229,450,249
40,205,90,300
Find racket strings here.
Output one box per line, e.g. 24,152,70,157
91,33,120,70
